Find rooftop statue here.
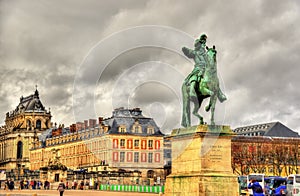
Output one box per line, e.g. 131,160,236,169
181,34,226,127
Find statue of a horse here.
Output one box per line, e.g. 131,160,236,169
181,46,226,127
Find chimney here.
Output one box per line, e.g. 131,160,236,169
84,120,88,130
89,119,96,128
76,122,83,131
98,117,103,125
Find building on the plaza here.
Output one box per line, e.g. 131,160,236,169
232,122,300,176
30,107,165,185
233,121,299,137
163,135,172,178
0,88,51,179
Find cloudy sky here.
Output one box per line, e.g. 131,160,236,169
1,0,300,134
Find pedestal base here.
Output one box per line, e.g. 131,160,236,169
165,173,238,196
164,125,239,196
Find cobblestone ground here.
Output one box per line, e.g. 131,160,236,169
0,189,162,196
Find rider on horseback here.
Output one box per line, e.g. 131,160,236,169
182,34,209,98
182,34,226,103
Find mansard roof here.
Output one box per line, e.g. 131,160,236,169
233,121,299,138
103,107,164,136
39,126,70,147
7,89,48,118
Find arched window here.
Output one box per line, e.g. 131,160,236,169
17,141,23,159
36,119,41,129
26,120,31,128
147,170,154,178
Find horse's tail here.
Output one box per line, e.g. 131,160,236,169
181,83,190,128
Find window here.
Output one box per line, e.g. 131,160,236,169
119,126,126,133
134,140,139,148
148,127,154,134
120,139,125,148
36,119,41,129
148,140,153,149
120,152,125,162
134,126,140,133
134,152,139,163
26,120,31,129
17,141,23,159
147,170,154,178
148,153,153,163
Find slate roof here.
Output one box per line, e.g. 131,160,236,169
7,89,47,118
103,107,164,136
233,122,299,138
39,127,70,147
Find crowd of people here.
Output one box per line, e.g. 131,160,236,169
0,179,50,191
0,179,99,191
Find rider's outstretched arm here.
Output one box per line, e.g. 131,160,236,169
182,47,195,59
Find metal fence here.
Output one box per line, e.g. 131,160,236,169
100,184,164,193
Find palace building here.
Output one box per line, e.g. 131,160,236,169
232,122,300,176
3,88,300,183
30,107,165,184
0,88,51,178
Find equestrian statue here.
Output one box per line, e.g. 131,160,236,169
181,34,227,127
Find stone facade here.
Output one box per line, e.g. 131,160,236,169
0,89,51,178
232,135,300,176
30,107,165,184
165,125,239,196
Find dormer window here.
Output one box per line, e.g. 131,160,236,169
133,125,141,134
119,125,126,133
147,127,154,134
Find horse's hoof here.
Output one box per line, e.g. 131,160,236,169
218,94,227,102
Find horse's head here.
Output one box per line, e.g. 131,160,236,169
206,45,217,63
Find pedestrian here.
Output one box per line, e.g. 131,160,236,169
57,180,66,196
94,180,98,190
79,180,84,190
8,179,14,191
20,180,24,189
30,180,34,189
5,179,9,190
65,181,69,190
74,180,78,190
248,179,264,196
37,180,42,189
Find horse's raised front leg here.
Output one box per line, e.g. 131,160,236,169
200,81,214,96
217,89,227,103
205,98,212,112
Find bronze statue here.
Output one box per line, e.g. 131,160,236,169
181,34,226,127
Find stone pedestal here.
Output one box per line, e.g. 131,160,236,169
165,125,239,196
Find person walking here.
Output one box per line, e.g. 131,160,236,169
57,180,66,196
